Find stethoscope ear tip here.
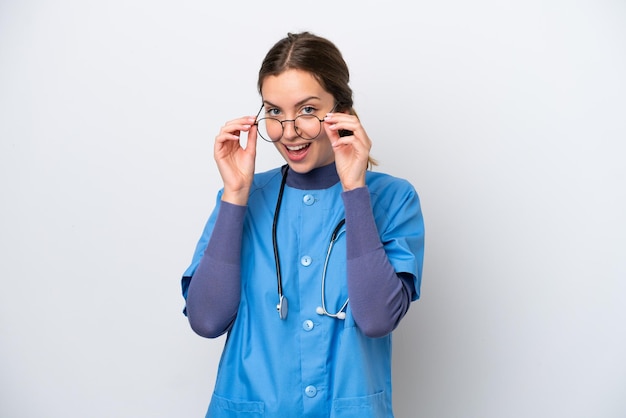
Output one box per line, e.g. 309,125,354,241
316,306,347,320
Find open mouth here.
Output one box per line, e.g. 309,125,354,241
285,143,311,155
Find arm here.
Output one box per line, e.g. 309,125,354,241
186,202,246,338
185,113,258,336
343,187,415,338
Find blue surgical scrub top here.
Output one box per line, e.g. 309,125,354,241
182,167,424,418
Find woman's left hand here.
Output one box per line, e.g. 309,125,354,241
323,112,372,191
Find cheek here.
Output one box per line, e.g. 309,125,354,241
316,138,335,160
318,137,333,152
273,142,285,154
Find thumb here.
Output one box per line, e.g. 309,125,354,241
245,124,258,155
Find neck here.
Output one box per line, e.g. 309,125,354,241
284,162,340,190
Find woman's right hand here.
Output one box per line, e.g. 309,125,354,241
214,116,258,205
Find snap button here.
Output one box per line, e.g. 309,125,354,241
303,194,315,206
300,255,312,266
305,385,317,397
302,320,314,331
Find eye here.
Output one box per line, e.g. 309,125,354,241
266,107,281,117
300,106,316,116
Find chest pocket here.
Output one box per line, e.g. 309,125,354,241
331,390,389,418
207,393,264,417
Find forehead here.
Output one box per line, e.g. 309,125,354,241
261,69,332,107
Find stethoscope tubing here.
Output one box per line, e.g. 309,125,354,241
272,166,348,320
272,166,288,299
318,219,348,319
273,166,289,320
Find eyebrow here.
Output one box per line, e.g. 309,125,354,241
262,96,322,109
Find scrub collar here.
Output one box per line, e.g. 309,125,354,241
285,162,340,190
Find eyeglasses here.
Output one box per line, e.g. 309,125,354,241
254,104,338,143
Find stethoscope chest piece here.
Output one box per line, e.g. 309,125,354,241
277,294,288,320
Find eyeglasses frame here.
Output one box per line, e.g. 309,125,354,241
254,103,340,143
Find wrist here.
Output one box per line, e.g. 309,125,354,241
341,179,366,192
221,188,250,205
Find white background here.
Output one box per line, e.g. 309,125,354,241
1,1,625,417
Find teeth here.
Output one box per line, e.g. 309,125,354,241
286,144,309,151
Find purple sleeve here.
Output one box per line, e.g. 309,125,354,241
342,187,414,338
186,201,246,338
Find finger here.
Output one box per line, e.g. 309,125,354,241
214,133,242,159
218,116,258,143
245,123,258,155
221,117,256,135
324,112,357,127
224,115,257,127
326,126,358,148
330,135,354,149
322,121,341,144
324,120,361,143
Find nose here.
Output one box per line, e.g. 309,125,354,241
281,119,298,141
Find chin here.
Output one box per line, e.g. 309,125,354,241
285,161,315,174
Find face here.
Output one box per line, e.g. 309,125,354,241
259,69,336,174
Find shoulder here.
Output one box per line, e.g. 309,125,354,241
250,166,283,194
365,171,418,201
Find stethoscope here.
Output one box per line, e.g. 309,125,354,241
273,166,349,320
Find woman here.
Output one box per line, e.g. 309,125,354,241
181,32,425,418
